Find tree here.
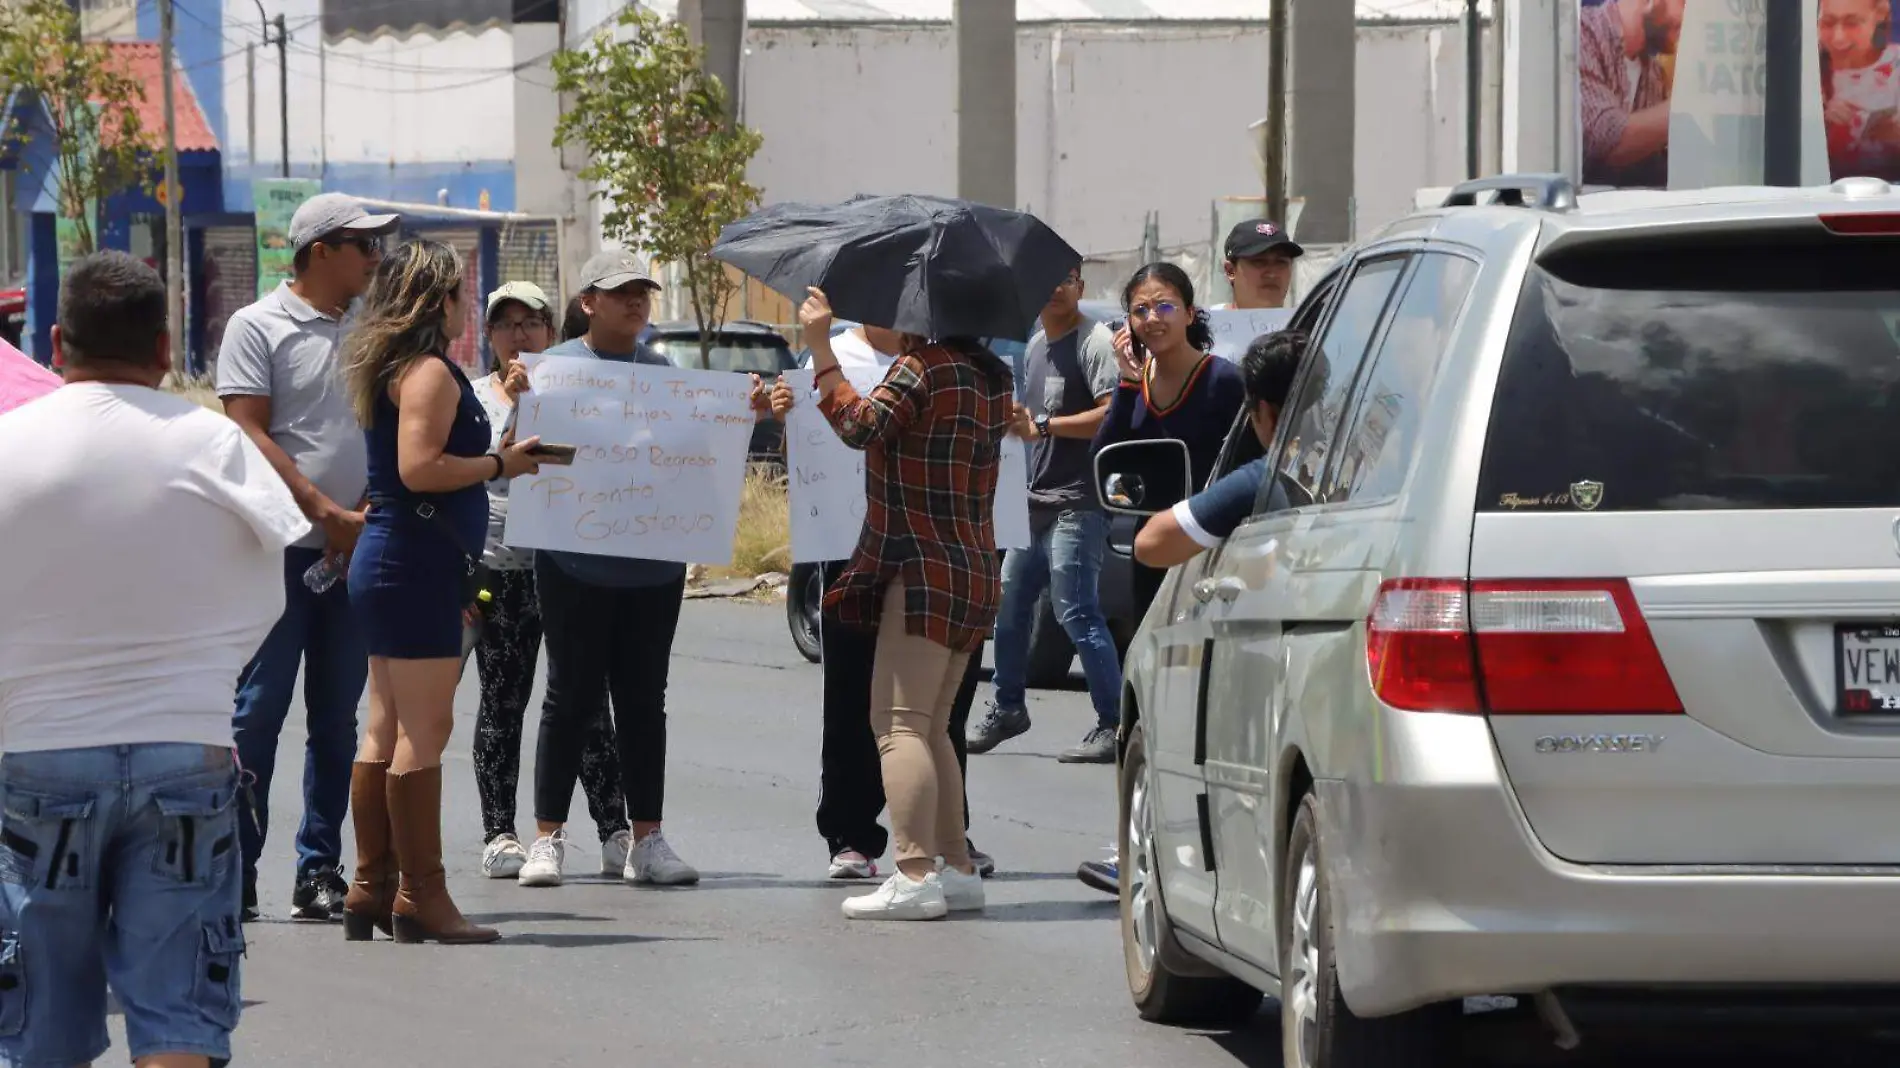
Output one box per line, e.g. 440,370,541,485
0,0,155,257
553,5,764,369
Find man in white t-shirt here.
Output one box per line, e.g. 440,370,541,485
0,252,308,1068
767,325,995,881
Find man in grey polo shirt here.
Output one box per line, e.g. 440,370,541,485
217,192,398,923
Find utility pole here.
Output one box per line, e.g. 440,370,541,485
251,0,289,177
275,13,289,177
159,0,186,376
1465,0,1482,179
1763,0,1802,186
1266,0,1287,222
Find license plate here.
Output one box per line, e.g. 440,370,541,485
1837,624,1900,713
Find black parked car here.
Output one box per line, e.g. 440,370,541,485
783,321,1138,688
642,319,800,463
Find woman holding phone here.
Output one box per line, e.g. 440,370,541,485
1080,261,1245,899
340,241,542,944
466,281,632,882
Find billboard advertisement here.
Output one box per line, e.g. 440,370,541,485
1579,0,1847,189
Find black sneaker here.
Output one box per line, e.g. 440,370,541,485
1058,726,1117,764
965,705,1030,754
241,873,259,924
290,866,347,922
1077,858,1119,896
967,841,996,879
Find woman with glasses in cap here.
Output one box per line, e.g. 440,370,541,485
466,281,632,881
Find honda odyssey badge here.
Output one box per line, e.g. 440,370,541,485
1570,480,1604,511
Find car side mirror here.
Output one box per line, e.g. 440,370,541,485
1095,439,1195,517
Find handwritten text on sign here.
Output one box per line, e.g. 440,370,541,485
503,355,754,565
1206,308,1294,363
784,367,1032,563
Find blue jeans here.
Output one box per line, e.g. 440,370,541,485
0,744,244,1067
992,509,1122,728
232,545,366,883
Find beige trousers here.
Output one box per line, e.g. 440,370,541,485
870,581,973,869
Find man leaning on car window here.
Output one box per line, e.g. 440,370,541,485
1133,330,1308,569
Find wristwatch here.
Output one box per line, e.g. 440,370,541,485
1033,414,1051,439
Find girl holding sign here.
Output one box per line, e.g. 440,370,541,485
341,241,545,944
798,287,1015,922
467,281,632,883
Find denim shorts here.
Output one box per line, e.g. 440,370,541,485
0,744,244,1068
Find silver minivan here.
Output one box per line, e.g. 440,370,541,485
1096,174,1900,1066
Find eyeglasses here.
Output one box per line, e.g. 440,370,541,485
489,318,547,336
1128,301,1181,322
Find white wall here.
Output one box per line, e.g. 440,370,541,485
744,20,1498,258
320,27,517,167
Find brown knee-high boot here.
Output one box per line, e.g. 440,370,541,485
387,766,499,945
342,761,396,941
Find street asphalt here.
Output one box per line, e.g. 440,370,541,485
104,600,1900,1066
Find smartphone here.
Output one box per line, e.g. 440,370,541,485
527,443,578,465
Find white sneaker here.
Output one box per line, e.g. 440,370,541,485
601,829,632,875
938,863,986,912
517,831,566,888
842,871,948,921
626,829,700,886
481,833,528,879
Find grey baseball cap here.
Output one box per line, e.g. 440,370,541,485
578,249,659,292
287,192,400,252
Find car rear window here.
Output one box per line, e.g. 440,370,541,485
1476,243,1900,512
648,336,793,374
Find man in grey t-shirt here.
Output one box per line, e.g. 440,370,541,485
216,192,397,923
967,267,1124,764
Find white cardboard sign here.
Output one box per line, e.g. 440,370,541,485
1206,307,1294,363
502,355,755,565
785,366,1031,563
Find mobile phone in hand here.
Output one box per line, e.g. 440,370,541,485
527,443,578,465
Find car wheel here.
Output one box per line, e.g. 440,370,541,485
787,564,823,664
1121,722,1263,1026
1281,794,1452,1068
1025,591,1075,688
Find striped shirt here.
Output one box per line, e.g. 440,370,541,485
817,342,1015,653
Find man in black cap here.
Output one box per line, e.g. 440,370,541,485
1217,218,1303,311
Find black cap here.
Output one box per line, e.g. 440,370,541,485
1224,218,1304,262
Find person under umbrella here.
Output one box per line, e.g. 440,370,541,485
719,194,1078,919
791,287,1014,921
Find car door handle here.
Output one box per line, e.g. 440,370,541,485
1211,577,1246,603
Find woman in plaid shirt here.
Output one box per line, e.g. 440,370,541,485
800,286,1016,922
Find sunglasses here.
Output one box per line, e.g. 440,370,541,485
323,233,384,256
1128,301,1181,322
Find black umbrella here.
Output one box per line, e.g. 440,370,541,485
711,194,1081,342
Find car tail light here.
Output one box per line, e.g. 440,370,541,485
1366,580,1480,712
1819,212,1900,235
1367,579,1683,715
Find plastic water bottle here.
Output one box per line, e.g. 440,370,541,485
302,555,344,594
460,588,495,662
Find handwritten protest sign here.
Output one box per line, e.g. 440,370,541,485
785,367,1032,563
1206,308,1294,363
503,355,755,565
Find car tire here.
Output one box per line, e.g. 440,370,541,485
787,563,823,664
1281,794,1453,1068
1025,591,1075,688
1120,722,1263,1026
